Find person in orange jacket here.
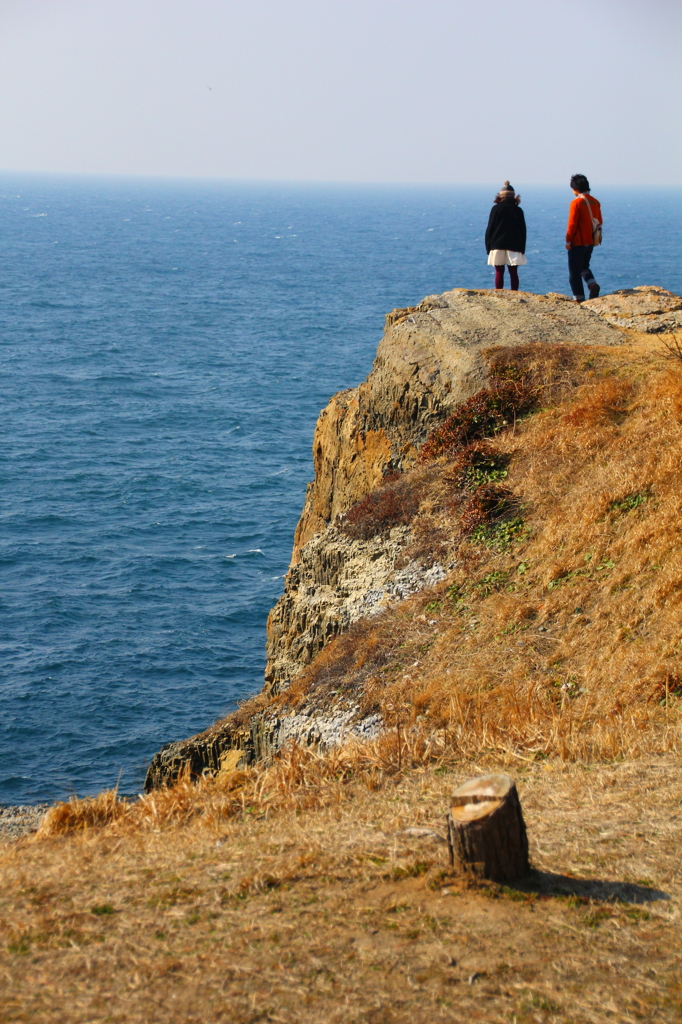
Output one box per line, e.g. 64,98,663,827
565,173,602,302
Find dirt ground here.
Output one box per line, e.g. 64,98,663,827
1,756,681,1023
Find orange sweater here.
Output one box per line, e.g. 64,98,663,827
566,194,602,247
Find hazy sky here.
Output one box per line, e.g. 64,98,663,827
0,0,680,184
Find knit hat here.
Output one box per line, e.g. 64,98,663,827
499,181,515,197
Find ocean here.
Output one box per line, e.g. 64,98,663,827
1,176,680,804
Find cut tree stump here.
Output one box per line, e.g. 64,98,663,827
446,774,529,882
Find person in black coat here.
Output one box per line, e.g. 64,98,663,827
485,182,527,291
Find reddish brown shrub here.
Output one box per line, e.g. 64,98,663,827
419,345,588,465
418,377,537,464
459,485,519,536
337,474,425,541
448,441,510,490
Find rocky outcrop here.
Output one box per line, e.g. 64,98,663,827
264,525,446,694
266,288,624,692
584,285,682,332
146,287,680,791
144,700,382,789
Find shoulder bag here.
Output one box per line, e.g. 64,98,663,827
582,194,602,246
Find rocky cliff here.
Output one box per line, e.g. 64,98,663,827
289,289,621,556
264,288,623,695
145,285,682,789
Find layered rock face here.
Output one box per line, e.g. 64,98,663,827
265,525,446,694
146,286,678,790
264,288,623,694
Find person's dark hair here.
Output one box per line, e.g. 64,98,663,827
570,173,590,192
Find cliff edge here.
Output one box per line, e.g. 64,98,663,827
146,285,682,789
265,288,626,697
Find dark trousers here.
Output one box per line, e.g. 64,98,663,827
568,245,596,299
494,264,519,290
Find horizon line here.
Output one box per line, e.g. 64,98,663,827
0,170,679,190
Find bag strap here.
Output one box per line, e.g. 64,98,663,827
581,194,596,224
581,193,602,245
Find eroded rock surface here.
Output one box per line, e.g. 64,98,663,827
0,805,48,842
265,525,445,694
584,285,682,332
144,701,382,790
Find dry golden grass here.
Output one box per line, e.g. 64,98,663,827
271,337,682,768
2,758,681,1023
35,731,484,838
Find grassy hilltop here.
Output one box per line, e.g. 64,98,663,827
1,293,682,1023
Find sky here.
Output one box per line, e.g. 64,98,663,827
0,0,680,185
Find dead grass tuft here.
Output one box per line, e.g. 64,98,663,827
562,377,633,428
36,709,680,844
39,789,127,836
658,330,682,363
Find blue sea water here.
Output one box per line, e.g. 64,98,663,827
1,176,680,805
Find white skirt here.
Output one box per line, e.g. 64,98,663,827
487,249,527,266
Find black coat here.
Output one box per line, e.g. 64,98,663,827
485,199,527,254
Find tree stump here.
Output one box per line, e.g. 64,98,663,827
446,774,529,882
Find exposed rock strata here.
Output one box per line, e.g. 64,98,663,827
265,524,445,694
146,287,680,791
144,702,381,790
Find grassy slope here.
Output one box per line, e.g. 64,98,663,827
2,330,682,1022
245,331,682,763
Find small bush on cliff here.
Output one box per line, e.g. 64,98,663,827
459,483,523,544
337,473,425,541
418,377,537,463
419,344,584,465
472,515,526,552
449,441,510,490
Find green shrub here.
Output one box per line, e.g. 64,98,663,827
450,441,510,489
610,491,652,514
472,517,526,552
